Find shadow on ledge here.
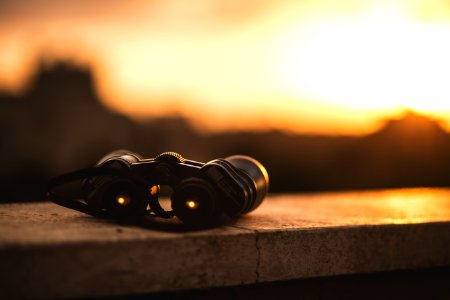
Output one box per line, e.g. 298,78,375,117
118,267,450,300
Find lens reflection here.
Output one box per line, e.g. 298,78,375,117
116,194,131,206
185,199,199,209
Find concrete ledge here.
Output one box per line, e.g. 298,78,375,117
1,188,450,299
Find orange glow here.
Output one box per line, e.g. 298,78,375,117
150,185,159,196
2,1,450,134
116,195,130,206
186,200,199,209
257,188,450,225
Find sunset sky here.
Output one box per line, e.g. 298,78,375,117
1,0,450,134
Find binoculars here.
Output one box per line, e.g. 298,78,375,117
48,150,269,227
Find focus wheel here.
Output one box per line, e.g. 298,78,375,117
155,152,185,163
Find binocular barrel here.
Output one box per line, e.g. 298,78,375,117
225,155,269,213
171,155,269,225
49,150,269,227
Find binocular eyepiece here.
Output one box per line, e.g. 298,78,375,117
48,150,269,227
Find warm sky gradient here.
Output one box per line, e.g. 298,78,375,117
1,0,450,134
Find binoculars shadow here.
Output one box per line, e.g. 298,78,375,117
80,213,239,232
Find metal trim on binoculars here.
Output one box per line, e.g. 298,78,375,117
47,150,269,227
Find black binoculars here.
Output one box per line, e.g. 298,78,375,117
48,150,269,227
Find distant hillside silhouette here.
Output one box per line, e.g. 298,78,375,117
2,62,450,202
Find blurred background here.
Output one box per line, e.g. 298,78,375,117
2,0,450,202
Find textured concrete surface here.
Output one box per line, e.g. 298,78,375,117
0,188,450,299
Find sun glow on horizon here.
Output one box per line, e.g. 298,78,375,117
272,5,450,113
1,0,450,134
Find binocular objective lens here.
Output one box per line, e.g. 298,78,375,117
102,180,148,218
171,178,218,225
